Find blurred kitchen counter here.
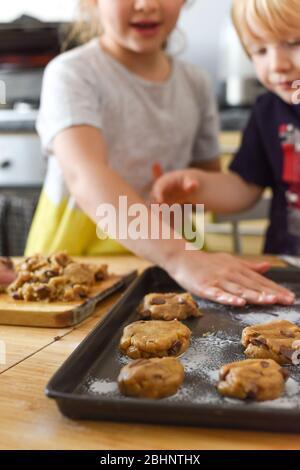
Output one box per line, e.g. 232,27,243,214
219,130,242,156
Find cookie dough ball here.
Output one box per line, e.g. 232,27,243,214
118,357,184,399
242,320,300,365
120,319,191,359
217,359,287,401
138,292,202,321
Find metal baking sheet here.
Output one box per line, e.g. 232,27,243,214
46,266,300,433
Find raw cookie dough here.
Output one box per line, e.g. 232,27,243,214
217,359,287,401
120,319,191,359
8,252,108,302
242,320,300,365
137,292,202,321
118,357,184,399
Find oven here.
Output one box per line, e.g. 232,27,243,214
0,15,68,255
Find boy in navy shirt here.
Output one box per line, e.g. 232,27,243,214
152,0,300,255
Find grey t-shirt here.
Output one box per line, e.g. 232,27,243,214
37,38,219,199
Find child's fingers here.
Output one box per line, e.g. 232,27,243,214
151,163,164,202
239,259,296,302
219,280,277,305
183,176,199,193
237,268,295,304
152,177,183,203
152,163,163,181
150,181,165,204
151,190,162,204
241,266,294,296
241,260,271,273
153,184,168,204
226,274,279,304
152,172,198,205
196,285,246,306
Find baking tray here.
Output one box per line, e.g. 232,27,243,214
46,266,300,433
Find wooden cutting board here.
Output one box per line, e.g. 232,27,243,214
0,271,137,328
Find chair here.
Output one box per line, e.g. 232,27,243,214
205,195,270,254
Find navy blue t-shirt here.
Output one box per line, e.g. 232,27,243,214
230,92,300,255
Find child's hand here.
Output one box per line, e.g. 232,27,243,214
167,250,295,306
151,170,200,205
0,264,16,287
0,269,16,286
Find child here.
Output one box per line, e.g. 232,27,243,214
152,0,300,257
25,0,293,306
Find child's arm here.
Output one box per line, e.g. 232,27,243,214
152,168,263,214
191,158,221,172
53,125,294,306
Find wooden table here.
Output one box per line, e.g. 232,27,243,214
0,255,300,450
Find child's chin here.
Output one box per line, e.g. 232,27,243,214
275,89,297,105
131,41,164,54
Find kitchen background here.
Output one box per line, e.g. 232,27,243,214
0,0,266,256
1,0,255,90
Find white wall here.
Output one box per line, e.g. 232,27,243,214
178,0,232,84
0,0,76,22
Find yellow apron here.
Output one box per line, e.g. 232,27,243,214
25,156,129,256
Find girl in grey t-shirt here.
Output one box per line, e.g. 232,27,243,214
25,0,293,306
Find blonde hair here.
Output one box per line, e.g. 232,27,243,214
231,0,300,52
63,0,102,51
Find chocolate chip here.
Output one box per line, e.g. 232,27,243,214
168,340,182,356
54,253,69,267
12,292,20,300
280,368,289,380
44,270,59,279
78,291,88,298
150,296,166,305
280,330,296,339
246,383,258,399
246,390,257,399
260,361,269,368
35,285,51,299
251,337,268,348
139,309,151,318
95,272,105,282
279,347,294,360
219,369,229,380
